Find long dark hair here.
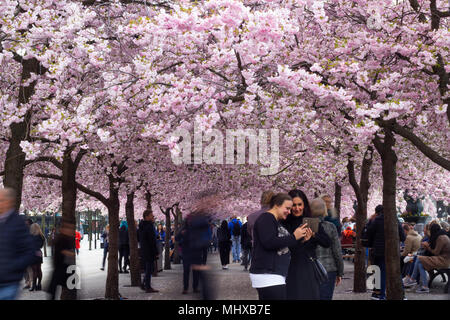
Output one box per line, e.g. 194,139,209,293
288,189,311,217
220,220,228,230
429,223,447,249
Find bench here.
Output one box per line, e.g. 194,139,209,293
428,268,450,293
341,243,355,261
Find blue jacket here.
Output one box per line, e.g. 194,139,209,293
0,212,35,284
228,219,242,236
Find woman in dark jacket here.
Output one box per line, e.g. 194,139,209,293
281,190,331,300
29,223,45,291
217,220,231,269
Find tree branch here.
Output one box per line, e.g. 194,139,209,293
382,120,450,171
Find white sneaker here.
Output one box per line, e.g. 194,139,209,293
222,265,228,270
403,278,417,287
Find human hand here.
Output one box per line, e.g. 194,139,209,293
336,276,342,286
293,224,308,240
304,228,313,241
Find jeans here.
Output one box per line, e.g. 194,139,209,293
143,261,155,289
411,258,428,287
231,236,241,262
0,283,20,300
102,245,108,268
374,256,386,298
319,271,337,300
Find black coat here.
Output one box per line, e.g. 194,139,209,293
240,222,252,250
217,225,231,243
118,226,129,247
281,215,331,300
0,212,35,284
367,214,406,257
249,212,297,276
138,220,157,262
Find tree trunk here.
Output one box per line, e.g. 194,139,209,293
3,116,29,211
125,192,141,287
347,147,373,293
163,207,172,270
172,205,182,264
3,58,44,210
334,182,342,220
60,150,77,300
145,190,152,212
88,210,92,250
374,131,403,300
105,181,120,300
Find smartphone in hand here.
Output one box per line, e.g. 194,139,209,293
302,217,319,233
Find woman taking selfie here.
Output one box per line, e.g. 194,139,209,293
249,193,308,300
282,189,331,300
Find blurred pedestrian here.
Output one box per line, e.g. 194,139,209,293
0,188,35,300
29,223,45,291
138,210,159,293
321,194,342,235
183,191,218,300
47,220,76,300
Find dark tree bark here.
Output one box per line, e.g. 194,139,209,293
145,190,153,212
334,182,342,221
160,206,173,270
60,149,79,300
172,204,182,264
125,192,141,287
374,131,403,300
347,147,373,293
105,178,120,300
3,57,46,210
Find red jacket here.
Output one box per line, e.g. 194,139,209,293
75,231,82,249
341,228,354,246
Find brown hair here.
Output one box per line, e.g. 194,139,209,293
269,193,292,209
261,190,275,206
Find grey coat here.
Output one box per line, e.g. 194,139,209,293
316,219,344,276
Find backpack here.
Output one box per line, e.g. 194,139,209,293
232,221,241,236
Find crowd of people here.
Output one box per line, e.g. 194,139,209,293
1,184,449,301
